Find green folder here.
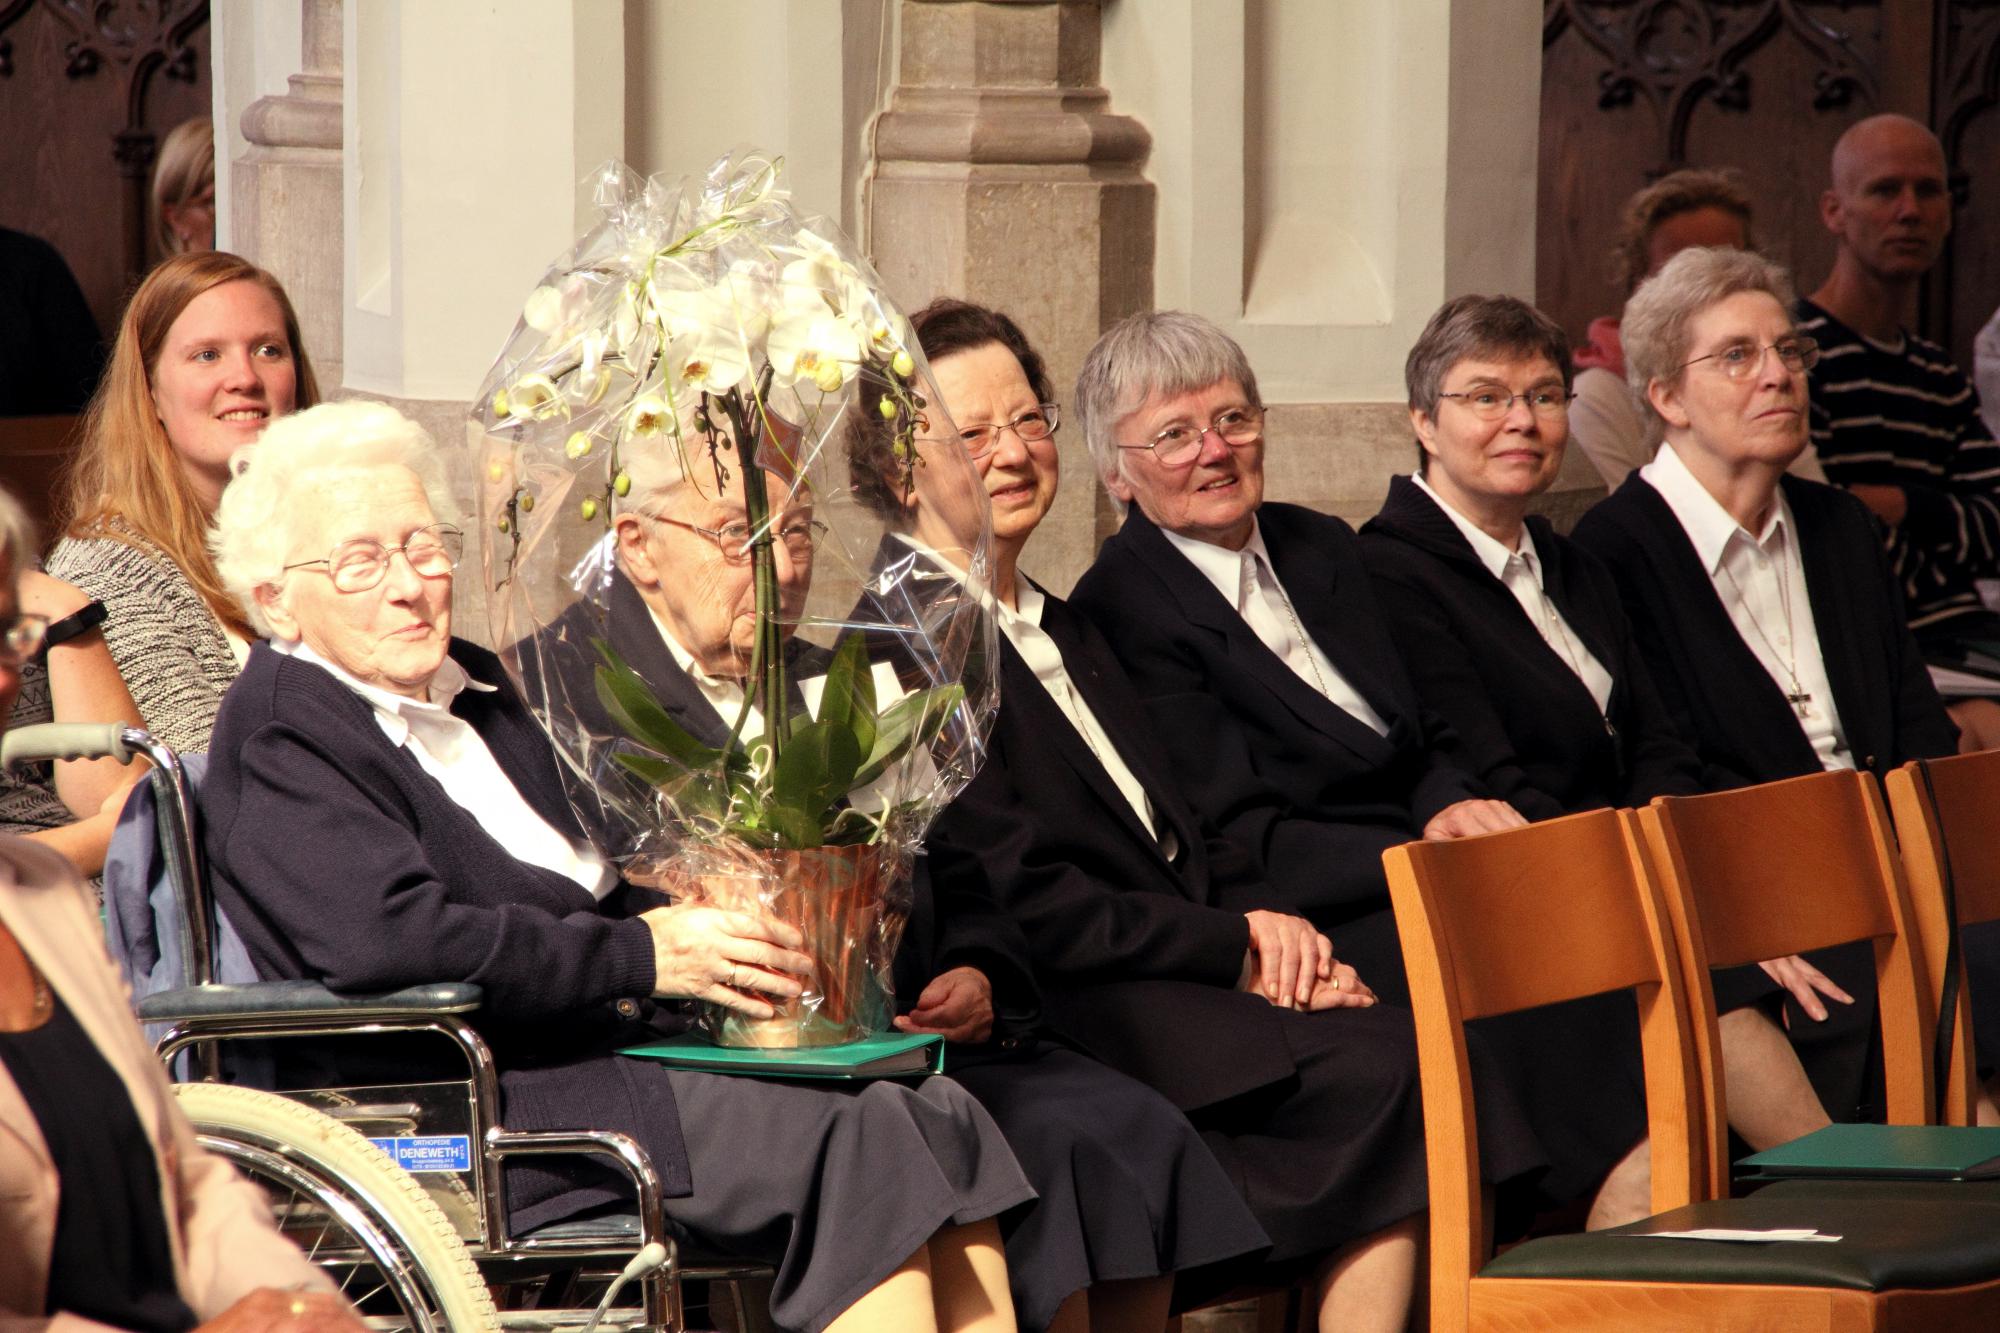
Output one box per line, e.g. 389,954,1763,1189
1738,1123,2000,1181
620,1031,945,1081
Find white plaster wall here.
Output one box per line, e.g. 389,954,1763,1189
342,0,625,402
211,0,305,250
622,0,887,237
1102,0,1540,405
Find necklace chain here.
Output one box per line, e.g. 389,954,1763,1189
1256,556,1334,698
1717,534,1812,717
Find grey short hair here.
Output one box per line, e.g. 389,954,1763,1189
212,399,455,635
1623,246,1798,436
1075,311,1262,517
0,486,36,586
1404,295,1573,475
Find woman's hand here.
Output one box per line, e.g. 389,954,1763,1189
1758,954,1856,1023
1304,959,1377,1010
639,903,815,1018
194,1289,367,1333
893,966,996,1044
1422,798,1528,840
1241,910,1332,1009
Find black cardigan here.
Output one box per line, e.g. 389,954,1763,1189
1570,472,1958,784
1358,475,1704,819
1067,502,1486,934
204,638,693,1220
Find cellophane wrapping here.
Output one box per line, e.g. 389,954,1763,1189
467,152,998,1046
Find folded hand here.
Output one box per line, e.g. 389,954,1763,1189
1242,910,1332,1009
1423,798,1528,841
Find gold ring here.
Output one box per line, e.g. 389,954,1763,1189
1331,975,1343,990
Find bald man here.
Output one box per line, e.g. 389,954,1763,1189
1797,114,2000,748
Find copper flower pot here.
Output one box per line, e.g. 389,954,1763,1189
647,841,907,1048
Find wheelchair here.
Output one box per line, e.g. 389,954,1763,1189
4,721,776,1332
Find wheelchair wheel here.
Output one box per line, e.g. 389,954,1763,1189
175,1082,499,1333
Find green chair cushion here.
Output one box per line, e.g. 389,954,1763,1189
1479,1190,2000,1291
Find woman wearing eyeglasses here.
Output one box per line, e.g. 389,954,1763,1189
1357,293,1853,1211
1572,245,1962,1124
888,301,1545,1332
202,399,1040,1333
1065,311,1525,1014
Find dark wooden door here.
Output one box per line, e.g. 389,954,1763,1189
1540,1,2000,377
0,0,211,342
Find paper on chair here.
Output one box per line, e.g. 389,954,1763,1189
1630,1228,1842,1243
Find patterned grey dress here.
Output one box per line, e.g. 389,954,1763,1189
46,522,241,754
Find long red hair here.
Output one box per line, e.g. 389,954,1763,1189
63,251,320,639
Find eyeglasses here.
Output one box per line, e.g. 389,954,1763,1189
1436,385,1575,422
0,613,48,668
1116,406,1265,468
283,524,464,594
1678,336,1821,380
946,405,1060,459
650,514,828,565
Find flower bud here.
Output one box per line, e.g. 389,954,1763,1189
614,472,632,497
580,498,600,521
878,396,899,420
565,431,594,459
519,492,535,513
891,349,915,378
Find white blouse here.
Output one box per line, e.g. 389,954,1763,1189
1639,443,1853,771
1412,474,1615,714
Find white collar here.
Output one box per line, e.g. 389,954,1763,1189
1161,516,1271,605
1411,473,1535,581
996,571,1046,630
1640,442,1789,575
271,637,494,745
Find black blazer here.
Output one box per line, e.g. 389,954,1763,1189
1067,502,1486,927
1358,475,1704,820
1570,472,1958,784
521,572,1044,1044
926,582,1327,1114
204,639,694,1221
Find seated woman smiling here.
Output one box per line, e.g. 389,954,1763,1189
202,399,1035,1333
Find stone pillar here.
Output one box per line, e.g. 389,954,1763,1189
869,0,1153,594
232,0,343,388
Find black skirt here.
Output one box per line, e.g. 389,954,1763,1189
945,1042,1270,1328
663,1070,1036,1333
1182,998,1545,1268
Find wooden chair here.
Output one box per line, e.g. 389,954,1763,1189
1638,770,1938,1184
1386,802,2000,1332
1884,751,2000,1125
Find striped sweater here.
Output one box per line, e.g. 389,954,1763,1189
1797,298,2000,631
45,523,242,753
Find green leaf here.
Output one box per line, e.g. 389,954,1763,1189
814,635,879,761
771,719,862,818
762,803,822,850
852,685,964,788
592,640,726,771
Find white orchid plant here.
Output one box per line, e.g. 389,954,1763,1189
471,153,985,855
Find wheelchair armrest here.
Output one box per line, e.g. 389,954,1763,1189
136,979,483,1024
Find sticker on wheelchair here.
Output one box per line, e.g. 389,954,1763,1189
368,1134,475,1173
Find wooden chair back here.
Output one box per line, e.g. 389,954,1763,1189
1384,806,1706,1333
1639,770,1934,1185
0,413,79,545
1884,752,2000,1125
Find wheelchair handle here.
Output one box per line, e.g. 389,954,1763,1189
1,721,143,769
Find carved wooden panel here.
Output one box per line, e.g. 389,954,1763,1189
1539,2,1888,354
0,0,210,340
1540,0,2000,375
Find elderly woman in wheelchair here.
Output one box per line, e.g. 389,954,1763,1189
198,399,1034,1333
